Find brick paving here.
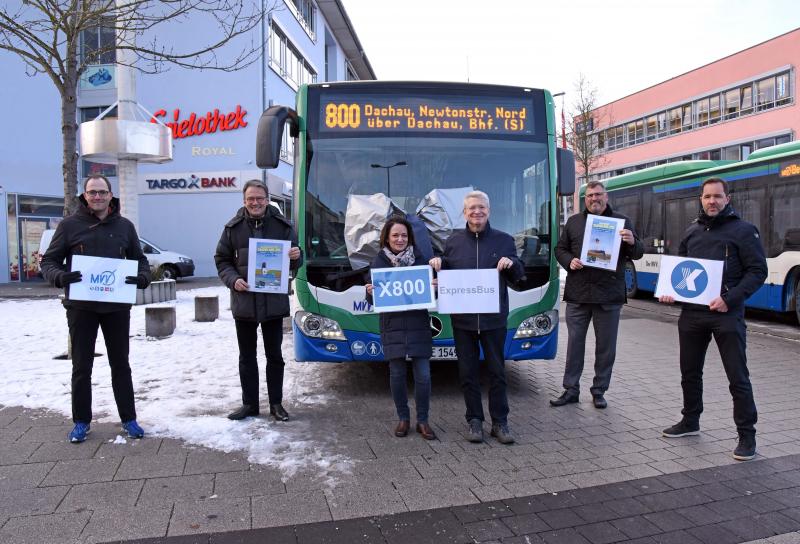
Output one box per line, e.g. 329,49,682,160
1,300,799,543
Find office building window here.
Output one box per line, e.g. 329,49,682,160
740,84,754,115
696,97,709,127
289,0,316,39
757,76,776,110
80,20,115,65
724,88,739,119
269,23,317,90
776,72,791,105
280,121,295,164
709,94,721,124
645,115,657,141
345,60,358,81
681,103,693,131
669,107,682,134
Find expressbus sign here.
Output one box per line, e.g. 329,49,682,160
150,105,248,139
318,93,533,135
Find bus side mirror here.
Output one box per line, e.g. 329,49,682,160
557,148,576,196
256,106,300,169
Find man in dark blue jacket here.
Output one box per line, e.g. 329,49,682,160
41,175,151,443
552,181,644,409
215,180,302,422
659,178,767,461
429,191,523,444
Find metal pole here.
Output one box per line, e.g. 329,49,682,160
116,0,139,230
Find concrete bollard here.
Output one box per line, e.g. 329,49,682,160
194,295,219,322
145,306,176,338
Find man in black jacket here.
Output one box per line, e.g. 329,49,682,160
41,175,151,443
215,180,303,421
659,178,767,461
429,191,523,444
552,181,644,409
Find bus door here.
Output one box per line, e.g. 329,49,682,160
663,197,700,255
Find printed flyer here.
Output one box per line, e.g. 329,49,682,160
247,238,290,294
579,214,625,271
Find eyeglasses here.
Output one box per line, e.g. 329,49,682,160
245,197,267,203
86,190,110,197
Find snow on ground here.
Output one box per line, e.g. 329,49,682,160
0,286,352,482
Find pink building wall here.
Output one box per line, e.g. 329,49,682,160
590,28,800,174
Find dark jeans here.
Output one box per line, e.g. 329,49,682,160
453,327,509,425
678,309,757,436
389,357,431,423
67,308,136,424
235,318,285,407
563,302,622,396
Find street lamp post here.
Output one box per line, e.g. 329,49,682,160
552,92,567,149
370,161,407,197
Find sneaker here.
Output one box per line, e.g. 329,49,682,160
69,422,91,443
662,420,700,438
733,433,756,461
122,420,145,439
490,423,516,444
269,404,290,422
466,419,484,443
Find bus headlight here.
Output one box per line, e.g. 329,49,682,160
294,311,346,341
513,310,558,338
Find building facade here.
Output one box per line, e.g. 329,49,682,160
0,0,375,282
580,28,799,188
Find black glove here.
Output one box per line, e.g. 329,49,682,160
125,274,150,289
56,271,82,288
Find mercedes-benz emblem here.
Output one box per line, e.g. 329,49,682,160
430,316,443,338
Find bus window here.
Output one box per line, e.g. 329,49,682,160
771,183,800,257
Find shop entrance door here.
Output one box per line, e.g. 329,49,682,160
19,217,49,281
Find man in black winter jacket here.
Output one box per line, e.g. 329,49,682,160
552,181,644,409
659,178,767,461
215,180,303,422
429,190,523,444
41,175,151,443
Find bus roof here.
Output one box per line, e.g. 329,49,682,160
586,139,800,196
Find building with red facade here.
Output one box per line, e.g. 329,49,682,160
581,27,799,186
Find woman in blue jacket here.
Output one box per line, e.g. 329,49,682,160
366,217,436,440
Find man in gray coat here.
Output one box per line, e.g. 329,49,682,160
552,181,643,409
215,180,302,421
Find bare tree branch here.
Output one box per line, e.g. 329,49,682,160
0,0,278,214
567,74,611,185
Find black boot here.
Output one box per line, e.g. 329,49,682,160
270,404,290,421
227,405,259,420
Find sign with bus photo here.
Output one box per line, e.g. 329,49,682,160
579,214,625,271
370,265,436,313
247,238,290,294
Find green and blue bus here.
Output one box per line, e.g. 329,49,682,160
594,140,800,324
256,81,575,362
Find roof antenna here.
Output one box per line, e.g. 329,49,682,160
466,56,470,83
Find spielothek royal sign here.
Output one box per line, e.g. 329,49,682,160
150,105,247,139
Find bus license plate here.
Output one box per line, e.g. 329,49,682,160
432,346,457,360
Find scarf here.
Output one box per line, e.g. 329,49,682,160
382,245,416,267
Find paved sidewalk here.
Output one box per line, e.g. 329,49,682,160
1,303,799,543
118,453,800,543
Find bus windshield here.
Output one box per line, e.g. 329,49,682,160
302,85,552,292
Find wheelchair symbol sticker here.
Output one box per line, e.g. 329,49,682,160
351,341,366,356
670,260,709,299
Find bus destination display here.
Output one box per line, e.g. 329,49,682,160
319,94,533,135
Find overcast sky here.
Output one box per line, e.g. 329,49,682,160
342,0,798,110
